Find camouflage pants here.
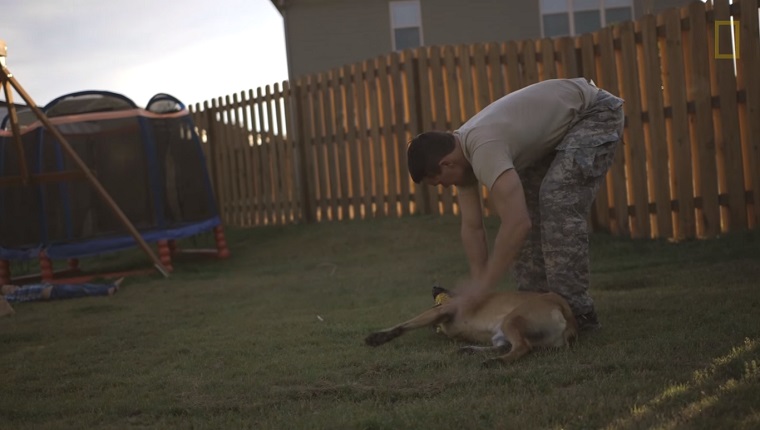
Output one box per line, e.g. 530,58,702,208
512,89,624,315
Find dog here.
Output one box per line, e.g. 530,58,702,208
364,285,578,365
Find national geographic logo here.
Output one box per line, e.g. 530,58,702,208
715,20,740,60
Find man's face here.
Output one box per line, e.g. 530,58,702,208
424,162,466,188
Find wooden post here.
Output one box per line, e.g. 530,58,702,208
213,225,231,259
204,100,222,222
157,240,173,273
0,260,10,285
39,251,53,282
293,80,315,222
67,258,79,272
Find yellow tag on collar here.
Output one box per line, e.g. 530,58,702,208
434,292,451,305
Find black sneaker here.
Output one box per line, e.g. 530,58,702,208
576,310,601,331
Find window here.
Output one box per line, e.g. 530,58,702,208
390,1,423,50
540,0,633,38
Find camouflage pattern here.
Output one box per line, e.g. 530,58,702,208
513,89,624,315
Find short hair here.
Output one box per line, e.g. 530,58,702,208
407,131,456,183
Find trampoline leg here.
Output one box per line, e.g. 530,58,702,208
0,260,10,285
39,251,54,282
214,225,231,259
168,240,178,254
68,258,80,272
158,240,174,272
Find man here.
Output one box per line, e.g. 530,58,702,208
407,77,624,330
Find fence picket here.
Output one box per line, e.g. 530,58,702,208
429,46,452,214
738,0,760,228
684,2,721,237
638,15,673,238
539,38,557,80
403,51,427,214
617,21,651,239
487,42,505,99
472,43,490,112
353,62,372,218
253,88,272,223
391,52,411,216
276,83,296,222
378,55,398,217
556,36,579,78
457,45,477,120
504,41,523,92
366,59,386,217
711,0,748,232
659,9,696,239
322,71,341,220
341,65,360,219
577,33,610,232
596,27,630,236
264,86,283,224
230,92,250,226
520,38,540,87
331,71,351,220
213,98,231,225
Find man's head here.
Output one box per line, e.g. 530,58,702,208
407,131,472,187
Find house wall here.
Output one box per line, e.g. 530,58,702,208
281,0,698,80
419,0,541,46
283,0,393,81
634,0,703,15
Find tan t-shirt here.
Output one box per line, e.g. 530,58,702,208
454,78,599,190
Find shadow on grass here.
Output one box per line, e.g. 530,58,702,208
605,337,760,429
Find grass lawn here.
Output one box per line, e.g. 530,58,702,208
2,215,759,429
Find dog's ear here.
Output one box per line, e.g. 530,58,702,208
432,283,448,300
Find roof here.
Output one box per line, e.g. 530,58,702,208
270,0,285,13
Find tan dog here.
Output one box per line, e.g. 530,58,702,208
364,286,578,365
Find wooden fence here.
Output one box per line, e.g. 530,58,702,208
189,0,760,240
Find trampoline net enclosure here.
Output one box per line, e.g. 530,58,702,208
0,91,220,260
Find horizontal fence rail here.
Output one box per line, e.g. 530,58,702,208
189,0,760,240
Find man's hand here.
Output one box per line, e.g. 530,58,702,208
445,278,492,315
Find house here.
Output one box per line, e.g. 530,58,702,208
271,0,697,81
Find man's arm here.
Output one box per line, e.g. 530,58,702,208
457,185,488,279
476,169,531,290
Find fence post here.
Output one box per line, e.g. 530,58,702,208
410,51,432,215
204,101,222,220
292,80,315,223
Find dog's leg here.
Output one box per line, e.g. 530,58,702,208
459,330,511,355
482,316,532,366
365,305,452,347
542,293,579,347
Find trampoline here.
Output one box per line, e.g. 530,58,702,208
0,91,229,283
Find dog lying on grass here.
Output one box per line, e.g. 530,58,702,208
364,285,578,365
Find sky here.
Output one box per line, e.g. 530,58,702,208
0,0,289,108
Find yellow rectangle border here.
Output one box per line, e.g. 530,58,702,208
715,20,740,60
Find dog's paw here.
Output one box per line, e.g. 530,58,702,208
364,332,386,346
364,327,402,346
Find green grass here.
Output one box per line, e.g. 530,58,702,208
2,216,760,429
